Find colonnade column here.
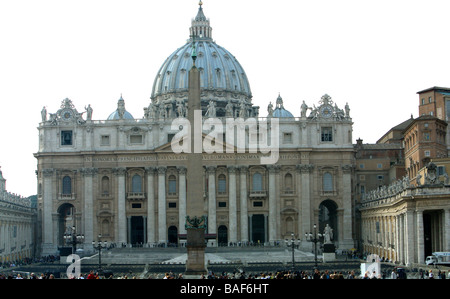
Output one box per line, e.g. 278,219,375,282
157,167,167,244
239,166,248,243
341,164,354,249
228,166,237,244
115,167,127,245
268,165,277,243
207,166,217,243
445,209,450,252
416,209,424,264
405,210,415,266
82,167,97,251
145,167,156,245
297,164,313,249
178,166,187,238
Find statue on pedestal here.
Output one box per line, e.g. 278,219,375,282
324,224,333,244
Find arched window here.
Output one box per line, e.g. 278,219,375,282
168,175,177,195
284,173,293,191
252,173,263,191
323,172,333,191
101,176,110,195
132,174,142,193
62,176,72,195
218,174,226,194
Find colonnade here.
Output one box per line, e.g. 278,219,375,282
362,208,450,266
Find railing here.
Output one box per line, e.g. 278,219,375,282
127,192,146,200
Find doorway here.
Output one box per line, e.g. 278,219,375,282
130,216,144,245
251,214,265,244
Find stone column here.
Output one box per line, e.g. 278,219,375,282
145,167,156,245
228,166,237,244
115,167,127,245
239,166,248,243
445,209,450,252
416,209,425,264
341,164,354,249
395,215,400,264
41,168,55,255
81,167,97,251
178,166,187,237
405,210,415,266
157,166,167,244
268,165,277,243
297,164,313,249
207,166,217,245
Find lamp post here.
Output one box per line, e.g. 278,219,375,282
64,226,84,254
92,234,108,275
285,233,301,270
305,224,322,268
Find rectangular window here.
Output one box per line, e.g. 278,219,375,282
130,135,143,144
218,201,227,208
61,131,73,146
424,150,430,157
101,135,110,146
321,127,333,142
283,132,293,144
253,201,263,207
168,202,177,208
437,166,446,176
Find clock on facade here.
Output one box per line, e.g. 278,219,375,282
320,105,333,118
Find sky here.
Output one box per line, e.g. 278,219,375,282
1,0,449,197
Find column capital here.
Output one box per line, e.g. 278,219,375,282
342,164,354,173
80,167,98,177
145,167,156,174
296,164,314,173
206,166,217,174
267,164,280,173
113,167,127,176
227,165,237,174
157,166,167,175
42,168,54,177
239,165,248,173
177,166,187,175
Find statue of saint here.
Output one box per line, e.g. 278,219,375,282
267,102,274,117
225,100,234,118
41,106,47,122
300,101,308,118
85,104,93,120
205,100,216,118
324,224,333,244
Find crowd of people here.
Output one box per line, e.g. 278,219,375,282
2,267,448,279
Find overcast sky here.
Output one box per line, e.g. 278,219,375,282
1,0,449,197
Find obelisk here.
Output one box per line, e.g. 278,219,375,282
184,39,207,276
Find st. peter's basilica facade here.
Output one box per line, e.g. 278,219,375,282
35,3,355,256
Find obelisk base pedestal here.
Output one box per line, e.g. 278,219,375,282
185,228,207,275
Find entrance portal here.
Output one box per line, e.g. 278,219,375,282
251,214,265,244
130,216,144,245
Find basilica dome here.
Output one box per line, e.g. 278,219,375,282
149,3,256,118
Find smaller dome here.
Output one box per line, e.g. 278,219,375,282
269,94,294,118
107,95,134,120
273,107,294,118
